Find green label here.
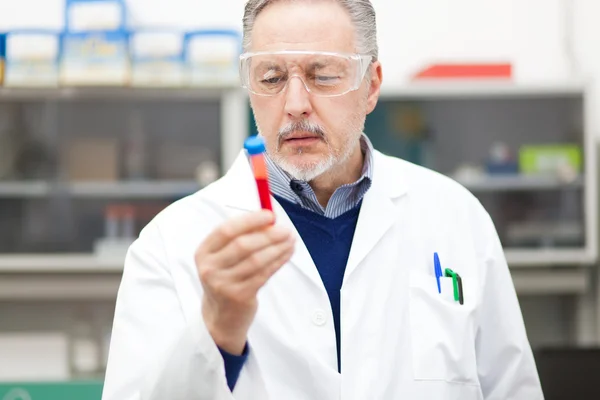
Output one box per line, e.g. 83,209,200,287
0,382,103,400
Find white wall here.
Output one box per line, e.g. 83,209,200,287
0,0,599,136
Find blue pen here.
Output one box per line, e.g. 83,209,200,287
434,252,442,293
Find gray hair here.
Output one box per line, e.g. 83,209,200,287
242,0,378,60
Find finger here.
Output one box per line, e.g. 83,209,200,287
230,245,295,301
227,236,295,281
201,210,275,253
197,230,293,287
258,244,295,283
216,225,293,268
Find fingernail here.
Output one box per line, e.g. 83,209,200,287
261,210,274,221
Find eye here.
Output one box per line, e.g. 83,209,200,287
315,75,341,85
261,76,284,85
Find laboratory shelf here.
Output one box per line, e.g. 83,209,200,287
511,269,589,296
69,181,200,198
0,86,243,102
455,175,584,192
0,175,581,199
0,181,201,199
505,249,596,268
0,254,123,301
0,181,48,197
0,254,123,273
379,80,586,100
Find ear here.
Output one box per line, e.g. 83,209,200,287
365,61,383,115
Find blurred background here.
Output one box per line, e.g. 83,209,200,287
0,0,599,399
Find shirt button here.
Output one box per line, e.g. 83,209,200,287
291,182,303,192
311,309,327,326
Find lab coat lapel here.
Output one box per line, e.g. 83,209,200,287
222,151,324,290
271,198,324,288
344,151,408,282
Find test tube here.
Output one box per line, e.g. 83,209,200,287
104,205,119,239
122,205,136,239
244,135,273,212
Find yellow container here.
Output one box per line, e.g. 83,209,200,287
0,33,6,86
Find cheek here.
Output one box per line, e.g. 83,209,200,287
316,97,365,141
251,98,282,134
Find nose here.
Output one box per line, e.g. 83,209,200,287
283,76,313,119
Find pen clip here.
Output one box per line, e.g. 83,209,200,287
456,275,464,305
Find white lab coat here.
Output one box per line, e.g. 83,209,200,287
102,149,544,400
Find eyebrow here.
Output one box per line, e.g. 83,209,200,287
255,61,284,71
307,59,344,70
309,62,327,69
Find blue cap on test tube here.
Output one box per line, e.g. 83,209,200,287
244,135,266,155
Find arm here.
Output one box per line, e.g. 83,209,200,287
102,207,293,400
473,208,544,400
220,345,249,390
101,221,234,400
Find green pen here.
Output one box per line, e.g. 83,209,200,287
444,268,464,304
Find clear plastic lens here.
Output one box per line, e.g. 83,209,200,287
240,51,371,97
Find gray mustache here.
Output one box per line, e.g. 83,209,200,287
278,120,326,141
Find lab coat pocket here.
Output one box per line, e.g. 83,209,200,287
408,271,479,385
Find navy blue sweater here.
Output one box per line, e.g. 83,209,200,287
220,195,361,389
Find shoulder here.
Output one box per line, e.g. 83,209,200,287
374,150,480,206
373,150,495,234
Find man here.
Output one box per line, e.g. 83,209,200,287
102,1,544,399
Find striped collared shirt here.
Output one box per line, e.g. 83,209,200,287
265,134,374,219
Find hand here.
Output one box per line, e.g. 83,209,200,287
195,210,295,355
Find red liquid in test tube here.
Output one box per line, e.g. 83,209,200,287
244,136,273,211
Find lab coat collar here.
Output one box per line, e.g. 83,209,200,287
220,149,408,289
221,149,408,209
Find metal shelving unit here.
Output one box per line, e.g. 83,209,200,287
0,87,248,302
0,82,596,298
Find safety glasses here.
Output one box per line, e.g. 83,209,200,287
239,50,373,97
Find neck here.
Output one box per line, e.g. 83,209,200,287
309,141,364,207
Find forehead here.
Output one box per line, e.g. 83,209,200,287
250,1,356,54
250,52,351,72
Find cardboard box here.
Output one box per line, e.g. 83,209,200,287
64,138,119,181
